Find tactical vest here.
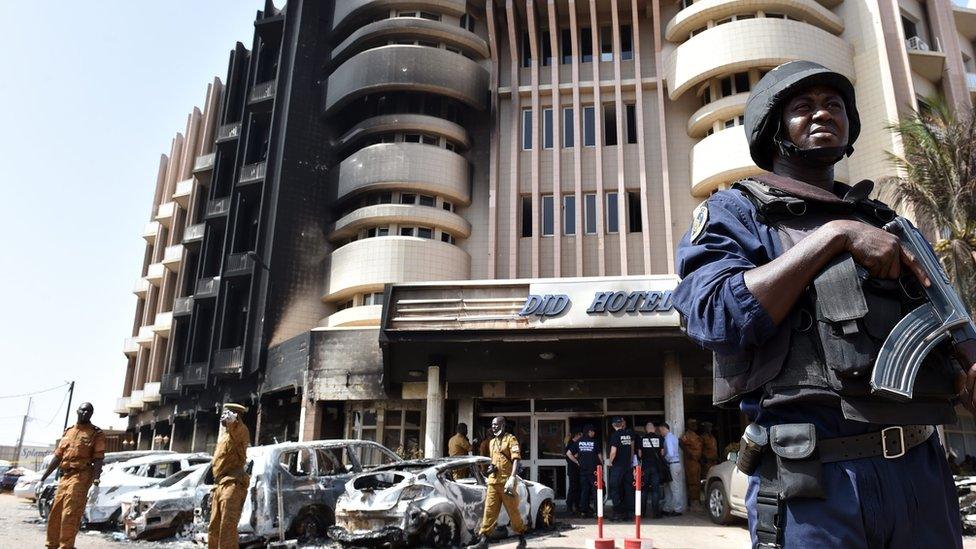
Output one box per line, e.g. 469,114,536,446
712,179,958,425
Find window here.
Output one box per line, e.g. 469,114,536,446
901,16,918,39
600,26,614,62
563,108,574,147
563,195,576,235
561,29,573,64
542,195,554,236
404,133,421,143
376,192,393,204
724,118,735,129
419,11,440,21
766,12,785,19
421,134,438,145
580,28,593,62
521,196,533,237
336,299,353,311
606,192,619,233
441,232,455,244
363,292,384,306
366,227,378,238
401,193,417,204
604,104,617,146
400,227,415,237
541,30,553,66
583,106,596,146
279,449,313,477
584,193,597,234
625,104,637,144
620,25,633,60
381,410,422,459
734,72,750,95
460,14,475,32
627,191,642,232
716,17,732,25
419,195,436,207
720,77,733,97
737,14,755,20
689,26,706,37
442,201,454,212
377,227,389,236
521,32,532,68
445,141,456,152
702,86,711,105
417,227,433,239
543,108,553,149
316,449,346,476
352,409,378,441
522,109,533,150
356,444,400,470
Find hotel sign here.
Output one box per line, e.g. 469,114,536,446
518,276,680,329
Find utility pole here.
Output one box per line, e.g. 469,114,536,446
13,397,31,468
63,381,75,432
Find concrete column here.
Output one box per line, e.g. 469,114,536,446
425,365,445,458
663,352,685,436
458,397,475,451
189,414,199,452
300,399,320,442
254,400,264,444
168,422,176,451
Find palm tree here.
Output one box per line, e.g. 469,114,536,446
881,96,976,312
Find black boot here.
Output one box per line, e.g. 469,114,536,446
466,534,489,549
515,534,527,549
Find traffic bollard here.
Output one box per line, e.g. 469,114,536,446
585,465,615,549
624,464,653,549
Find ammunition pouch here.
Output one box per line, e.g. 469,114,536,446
769,423,824,500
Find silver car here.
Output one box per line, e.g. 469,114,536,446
330,456,557,547
703,451,749,525
121,462,212,540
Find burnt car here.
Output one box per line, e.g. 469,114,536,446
121,462,213,540
195,439,401,544
329,456,556,547
1,467,32,491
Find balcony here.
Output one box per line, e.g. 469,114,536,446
329,203,471,242
135,325,154,347
325,304,383,327
206,197,231,219
127,390,144,411
162,244,184,272
224,252,255,277
325,236,470,301
331,17,489,67
193,152,216,174
173,178,194,208
238,161,266,186
183,223,205,248
325,45,489,115
216,122,241,144
142,382,161,404
152,312,173,337
173,296,194,317
160,372,183,396
332,0,466,35
336,114,470,154
145,262,165,286
142,221,161,242
337,143,471,205
665,0,843,42
123,337,139,356
183,362,209,387
905,36,946,82
213,347,244,376
690,125,761,196
195,276,220,299
114,397,130,415
133,277,150,298
249,79,276,105
664,18,854,99
155,201,177,228
954,2,976,40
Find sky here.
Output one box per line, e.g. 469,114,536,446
0,1,274,450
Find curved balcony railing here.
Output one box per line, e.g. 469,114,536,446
689,125,761,196
324,304,384,328
337,142,471,205
336,114,470,153
666,0,843,42
332,0,467,36
332,17,489,67
324,236,470,301
687,92,749,138
325,45,489,115
329,203,471,242
665,18,854,100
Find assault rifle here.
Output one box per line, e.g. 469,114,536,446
870,217,976,400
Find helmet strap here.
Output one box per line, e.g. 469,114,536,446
773,125,848,168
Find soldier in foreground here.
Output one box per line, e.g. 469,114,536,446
468,416,527,549
208,403,251,549
40,402,105,549
674,60,975,547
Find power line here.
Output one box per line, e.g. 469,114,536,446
37,388,71,428
0,383,69,400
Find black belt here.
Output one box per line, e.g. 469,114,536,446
818,425,934,463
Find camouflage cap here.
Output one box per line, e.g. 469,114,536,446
223,403,248,414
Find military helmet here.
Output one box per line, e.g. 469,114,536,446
744,60,860,170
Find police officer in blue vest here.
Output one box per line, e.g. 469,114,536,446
674,60,976,548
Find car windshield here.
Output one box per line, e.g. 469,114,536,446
157,468,195,488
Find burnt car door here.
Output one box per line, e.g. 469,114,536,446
440,463,487,535
275,447,319,531
314,447,354,520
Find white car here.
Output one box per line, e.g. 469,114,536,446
703,450,749,524
14,470,42,500
84,452,210,527
121,463,212,540
330,456,556,547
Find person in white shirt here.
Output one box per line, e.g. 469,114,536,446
658,422,686,516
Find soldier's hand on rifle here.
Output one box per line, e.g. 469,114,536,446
954,339,976,414
826,220,930,285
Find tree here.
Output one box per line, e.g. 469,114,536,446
881,96,976,312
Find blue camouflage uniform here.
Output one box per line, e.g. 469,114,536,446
673,188,962,548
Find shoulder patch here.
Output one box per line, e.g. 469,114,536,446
690,201,709,243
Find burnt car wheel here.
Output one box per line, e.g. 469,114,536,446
535,499,555,530
424,512,459,547
293,512,325,542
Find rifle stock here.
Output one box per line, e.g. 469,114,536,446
869,217,976,399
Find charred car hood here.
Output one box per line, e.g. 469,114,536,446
339,471,425,512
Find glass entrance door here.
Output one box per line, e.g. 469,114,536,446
533,417,568,501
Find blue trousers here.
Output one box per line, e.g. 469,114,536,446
579,471,596,512
640,466,662,517
608,466,634,518
746,433,961,548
